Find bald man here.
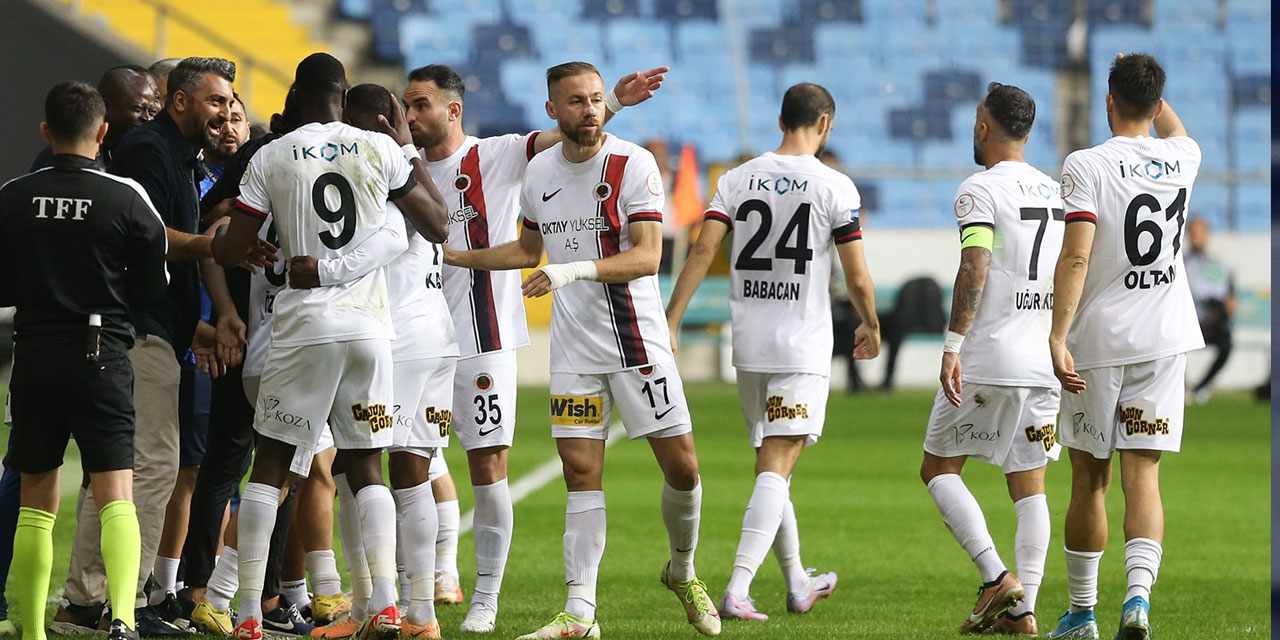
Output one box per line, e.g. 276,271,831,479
30,65,159,171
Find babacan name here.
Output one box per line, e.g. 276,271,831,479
743,279,800,301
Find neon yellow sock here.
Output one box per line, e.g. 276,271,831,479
99,500,141,630
14,507,55,640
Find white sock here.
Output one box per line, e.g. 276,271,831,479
1007,494,1050,616
395,506,410,607
281,579,310,609
357,484,399,614
1065,548,1104,612
660,480,701,583
435,499,460,578
393,482,438,625
306,549,343,597
472,478,513,606
154,556,180,598
725,471,788,600
206,546,239,611
1124,538,1162,602
772,498,808,598
927,474,1005,583
336,475,372,620
237,482,280,623
563,491,606,622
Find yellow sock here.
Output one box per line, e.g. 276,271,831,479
99,501,141,630
14,507,55,640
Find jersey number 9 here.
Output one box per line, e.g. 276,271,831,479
312,172,357,250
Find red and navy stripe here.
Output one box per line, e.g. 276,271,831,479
459,146,502,352
628,211,662,223
521,216,538,230
234,199,268,219
525,131,541,161
833,218,862,244
596,153,648,369
704,210,732,226
1065,211,1097,224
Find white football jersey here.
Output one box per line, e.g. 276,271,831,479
244,212,285,377
952,161,1064,387
426,134,538,358
383,203,459,361
236,121,414,348
704,152,862,375
1059,135,1204,369
520,135,670,374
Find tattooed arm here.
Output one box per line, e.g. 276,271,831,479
939,244,991,406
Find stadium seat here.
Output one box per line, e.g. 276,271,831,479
1233,182,1271,232
1225,0,1270,30
1227,26,1271,75
674,19,728,59
934,0,997,26
749,25,816,64
1231,110,1271,172
719,0,787,29
790,0,862,23
1232,75,1271,110
1196,137,1229,172
371,0,428,15
604,19,673,68
400,15,473,64
582,0,643,19
338,0,372,20
812,22,872,62
472,22,536,64
1155,0,1218,25
506,0,582,22
1020,23,1070,68
923,69,984,106
530,20,602,63
654,0,718,20
1086,0,1145,26
861,0,925,26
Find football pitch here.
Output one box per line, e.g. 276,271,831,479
6,384,1270,640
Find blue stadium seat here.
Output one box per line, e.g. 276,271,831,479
499,59,548,105
338,0,371,20
924,69,984,106
935,0,997,25
1196,137,1228,172
1155,0,1218,25
654,0,718,20
861,0,925,26
371,7,408,61
720,0,787,29
919,136,972,170
463,92,528,137
1020,23,1069,68
1010,0,1072,26
604,19,673,67
1233,182,1271,232
1086,0,1144,26
749,25,816,64
372,0,428,14
790,0,862,23
1155,26,1225,66
507,0,582,22
472,22,535,64
450,64,503,102
1225,0,1270,30
530,21,602,63
812,23,872,62
1232,75,1270,110
1227,25,1271,75
674,19,728,60
1186,180,1228,231
888,106,949,141
400,15,473,65
582,0,642,19
684,129,740,163
1231,110,1271,172
430,0,502,16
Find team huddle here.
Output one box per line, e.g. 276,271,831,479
1,46,1201,640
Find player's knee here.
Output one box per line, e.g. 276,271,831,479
466,447,508,485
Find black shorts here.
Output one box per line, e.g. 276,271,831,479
9,337,135,474
179,359,212,466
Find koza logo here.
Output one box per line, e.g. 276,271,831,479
550,395,603,427
352,403,393,433
262,396,311,430
950,423,999,446
1072,412,1106,442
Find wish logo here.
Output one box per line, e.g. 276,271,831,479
949,423,999,446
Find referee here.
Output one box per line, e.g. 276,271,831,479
0,82,168,640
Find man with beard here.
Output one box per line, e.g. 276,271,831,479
665,83,880,624
447,61,718,640
400,62,665,633
31,65,160,171
150,95,253,605
50,57,261,639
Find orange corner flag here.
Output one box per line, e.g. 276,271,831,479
672,143,703,227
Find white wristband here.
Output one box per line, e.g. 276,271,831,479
540,261,598,290
943,331,965,354
604,89,624,114
401,143,419,161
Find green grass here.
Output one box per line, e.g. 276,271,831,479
5,385,1270,639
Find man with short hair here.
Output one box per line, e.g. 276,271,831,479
213,52,450,640
53,56,245,639
665,82,880,624
1047,53,1201,640
447,61,718,640
918,83,1063,636
1,80,169,640
31,65,159,171
401,62,665,632
1184,217,1235,404
149,58,182,109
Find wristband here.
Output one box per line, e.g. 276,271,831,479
605,89,624,114
401,143,419,161
541,261,598,290
943,331,965,354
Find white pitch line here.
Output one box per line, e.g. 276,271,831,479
460,422,626,534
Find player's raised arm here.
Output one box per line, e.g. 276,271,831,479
377,90,450,242
446,222,545,273
531,67,669,154
665,217,729,354
1152,99,1188,138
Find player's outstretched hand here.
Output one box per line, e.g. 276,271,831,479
1051,340,1086,393
521,268,553,298
215,314,247,369
240,236,278,272
940,352,963,407
851,323,880,360
288,256,321,289
377,88,414,148
192,320,226,379
614,66,669,107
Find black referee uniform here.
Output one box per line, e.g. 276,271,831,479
0,154,168,474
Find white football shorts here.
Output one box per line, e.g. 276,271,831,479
253,339,395,453
923,383,1061,474
736,371,829,447
391,355,457,455
549,361,692,440
246,372,337,478
452,350,517,451
1059,353,1187,459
